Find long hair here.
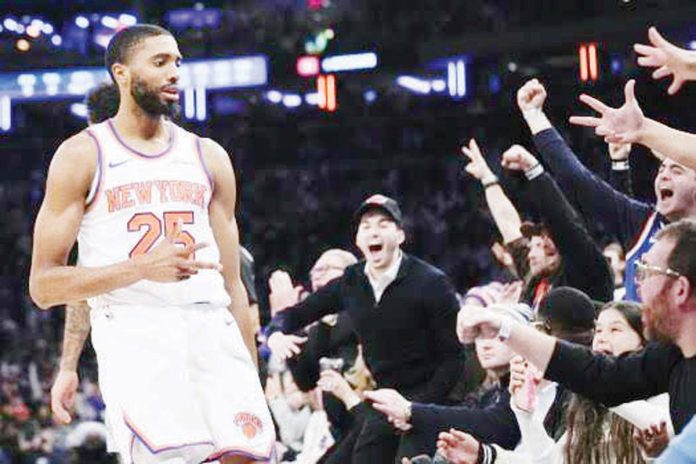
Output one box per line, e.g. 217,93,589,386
564,395,643,464
564,300,646,464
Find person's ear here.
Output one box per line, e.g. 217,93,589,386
674,276,693,309
112,63,129,88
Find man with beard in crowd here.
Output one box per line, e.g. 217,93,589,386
29,25,274,464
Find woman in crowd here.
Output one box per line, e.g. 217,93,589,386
438,300,673,464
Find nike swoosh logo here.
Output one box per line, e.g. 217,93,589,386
108,159,131,168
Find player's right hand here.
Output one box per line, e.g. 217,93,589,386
267,332,307,360
517,78,547,113
136,220,223,282
51,370,79,425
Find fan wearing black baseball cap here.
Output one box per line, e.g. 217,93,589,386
267,194,465,463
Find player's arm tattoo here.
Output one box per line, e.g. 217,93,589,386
59,301,91,372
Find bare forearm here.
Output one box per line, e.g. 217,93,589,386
506,323,557,373
59,301,91,371
640,118,696,171
522,109,553,135
30,259,143,310
485,185,523,244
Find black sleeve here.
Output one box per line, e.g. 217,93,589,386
523,172,614,301
609,166,633,198
287,322,331,391
410,393,520,449
410,273,466,403
532,128,652,248
545,341,680,406
268,277,343,334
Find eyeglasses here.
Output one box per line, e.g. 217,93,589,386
310,265,344,277
634,258,681,283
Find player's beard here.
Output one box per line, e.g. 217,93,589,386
130,77,180,120
643,286,679,344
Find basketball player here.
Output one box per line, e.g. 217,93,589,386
30,25,275,464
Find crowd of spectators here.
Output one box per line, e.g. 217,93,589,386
6,21,696,463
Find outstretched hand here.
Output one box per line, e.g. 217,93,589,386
456,305,502,344
633,421,670,458
268,270,303,317
437,429,481,464
635,27,696,95
267,332,307,360
569,80,645,144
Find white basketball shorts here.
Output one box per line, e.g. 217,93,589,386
90,303,276,463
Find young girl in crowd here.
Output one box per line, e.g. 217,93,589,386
438,301,673,464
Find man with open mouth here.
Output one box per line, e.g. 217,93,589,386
267,194,465,463
517,78,696,301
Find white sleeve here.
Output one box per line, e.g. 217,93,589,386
609,393,673,436
511,383,559,464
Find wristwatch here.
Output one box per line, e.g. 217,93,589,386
481,174,499,189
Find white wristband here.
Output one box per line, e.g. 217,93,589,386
524,163,544,180
612,159,630,171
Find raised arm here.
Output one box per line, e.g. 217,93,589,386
30,133,216,309
51,300,90,424
203,138,257,365
461,139,523,245
517,79,652,246
501,145,614,301
570,80,696,172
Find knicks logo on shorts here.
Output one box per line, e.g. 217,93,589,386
234,412,263,439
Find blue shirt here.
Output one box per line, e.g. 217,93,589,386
658,415,696,463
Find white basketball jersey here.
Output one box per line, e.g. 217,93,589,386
78,119,231,308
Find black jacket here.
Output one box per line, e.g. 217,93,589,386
270,253,465,403
546,340,696,433
508,171,614,304
409,377,520,450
